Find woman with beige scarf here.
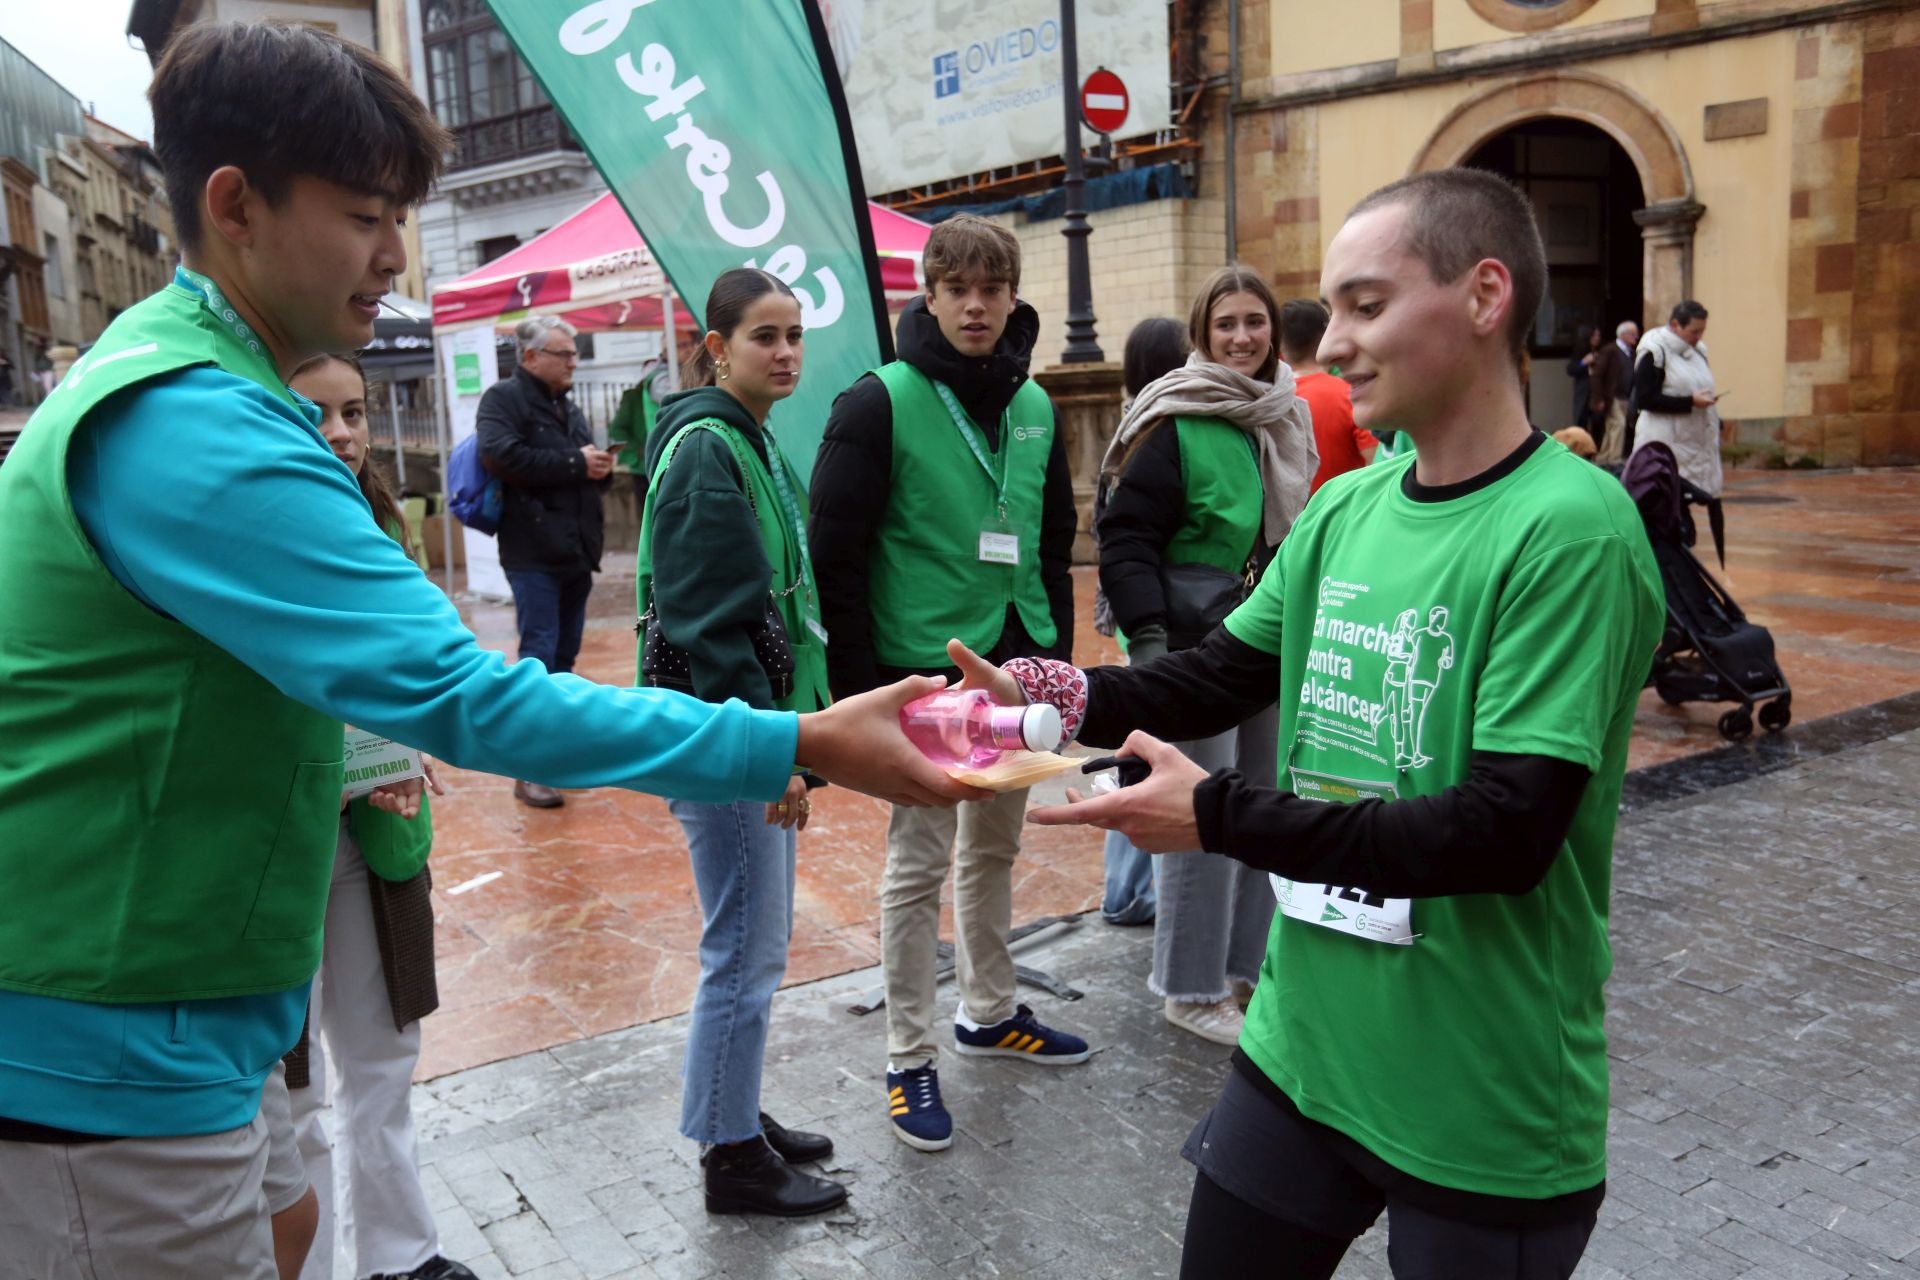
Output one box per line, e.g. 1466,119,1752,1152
1094,265,1318,1046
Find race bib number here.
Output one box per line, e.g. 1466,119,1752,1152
1270,769,1416,945
978,530,1020,565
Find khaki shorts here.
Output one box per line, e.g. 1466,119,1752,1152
260,1060,310,1214
0,1066,306,1279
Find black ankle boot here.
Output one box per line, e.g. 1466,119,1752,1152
702,1136,849,1217
760,1110,834,1164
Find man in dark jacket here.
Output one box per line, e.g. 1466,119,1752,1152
808,214,1083,1157
477,315,613,807
1588,318,1639,463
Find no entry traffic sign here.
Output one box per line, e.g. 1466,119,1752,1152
1080,68,1130,136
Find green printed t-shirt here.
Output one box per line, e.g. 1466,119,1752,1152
1221,438,1663,1199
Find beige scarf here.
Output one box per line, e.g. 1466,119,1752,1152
1098,352,1319,546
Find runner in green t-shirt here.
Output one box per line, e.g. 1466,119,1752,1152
958,169,1662,1280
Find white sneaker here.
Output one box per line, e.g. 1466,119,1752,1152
1164,997,1244,1046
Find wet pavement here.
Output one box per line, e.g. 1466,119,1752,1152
416,466,1920,1082
377,702,1920,1279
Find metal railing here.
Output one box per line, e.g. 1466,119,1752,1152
448,105,580,172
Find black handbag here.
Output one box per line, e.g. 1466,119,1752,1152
1160,562,1252,650
636,425,798,701
638,599,795,701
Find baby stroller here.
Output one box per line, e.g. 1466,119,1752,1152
1622,443,1790,741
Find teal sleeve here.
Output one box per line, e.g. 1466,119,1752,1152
68,367,796,803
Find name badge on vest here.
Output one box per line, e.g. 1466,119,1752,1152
979,509,1019,566
978,531,1020,565
805,616,830,644
1270,768,1416,945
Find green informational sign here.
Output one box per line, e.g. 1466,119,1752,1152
452,351,483,396
483,0,892,483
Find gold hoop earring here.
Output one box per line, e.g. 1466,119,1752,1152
716,360,730,381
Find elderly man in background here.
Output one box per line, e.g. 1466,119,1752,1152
1589,318,1639,464
478,316,614,808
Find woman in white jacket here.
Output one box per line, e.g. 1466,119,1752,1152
1630,300,1722,493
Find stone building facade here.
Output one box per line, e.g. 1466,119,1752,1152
43,122,176,345
1219,0,1919,466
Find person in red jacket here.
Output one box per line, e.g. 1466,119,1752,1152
1281,299,1375,494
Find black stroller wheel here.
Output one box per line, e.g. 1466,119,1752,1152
1759,696,1792,733
1718,707,1754,741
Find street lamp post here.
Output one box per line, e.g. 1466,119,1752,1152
1057,0,1104,363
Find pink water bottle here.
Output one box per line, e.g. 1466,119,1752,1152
898,689,1063,769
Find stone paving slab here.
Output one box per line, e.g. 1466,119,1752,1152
314,725,1920,1278
412,467,1920,1083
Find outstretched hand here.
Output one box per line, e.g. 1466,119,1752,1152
795,676,994,807
946,639,1024,706
1027,731,1209,852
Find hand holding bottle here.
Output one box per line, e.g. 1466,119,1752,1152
793,677,993,807
898,688,1061,769
945,639,1025,706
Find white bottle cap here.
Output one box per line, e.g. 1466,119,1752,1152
1019,703,1063,753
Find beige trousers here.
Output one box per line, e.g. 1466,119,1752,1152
881,787,1029,1064
1596,399,1630,464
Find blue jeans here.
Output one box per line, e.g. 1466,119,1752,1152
504,569,592,674
668,797,797,1145
1102,829,1157,924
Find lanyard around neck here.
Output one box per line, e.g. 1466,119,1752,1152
173,267,295,401
759,429,819,618
931,380,1012,519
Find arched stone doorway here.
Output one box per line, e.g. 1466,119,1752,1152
1468,119,1646,429
1410,73,1704,424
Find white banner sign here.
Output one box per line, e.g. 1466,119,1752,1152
438,328,511,600
829,0,1171,195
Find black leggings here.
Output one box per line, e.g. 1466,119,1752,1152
1180,1171,1597,1280
1181,1172,1352,1280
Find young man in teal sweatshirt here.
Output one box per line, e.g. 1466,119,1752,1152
0,23,976,1279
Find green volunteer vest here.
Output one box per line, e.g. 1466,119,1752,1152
0,272,346,1003
1165,415,1263,573
867,362,1057,667
637,417,830,714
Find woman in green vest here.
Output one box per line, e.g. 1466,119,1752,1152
636,269,844,1219
1093,265,1319,1048
283,355,472,1280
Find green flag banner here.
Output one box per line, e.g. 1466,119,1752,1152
484,0,892,481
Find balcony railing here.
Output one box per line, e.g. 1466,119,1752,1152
449,105,581,172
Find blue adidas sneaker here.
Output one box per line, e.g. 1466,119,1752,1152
953,1003,1091,1065
886,1063,953,1152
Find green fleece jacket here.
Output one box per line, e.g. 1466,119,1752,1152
644,387,791,710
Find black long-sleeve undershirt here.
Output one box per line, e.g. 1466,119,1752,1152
1080,629,1593,897
1634,351,1696,414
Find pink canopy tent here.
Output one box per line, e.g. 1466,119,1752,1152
430,192,930,335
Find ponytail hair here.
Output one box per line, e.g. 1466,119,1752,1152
682,268,798,388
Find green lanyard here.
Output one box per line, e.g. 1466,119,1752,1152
172,266,298,408
760,428,820,624
932,380,1012,522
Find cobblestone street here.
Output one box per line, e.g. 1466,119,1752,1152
376,699,1920,1279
